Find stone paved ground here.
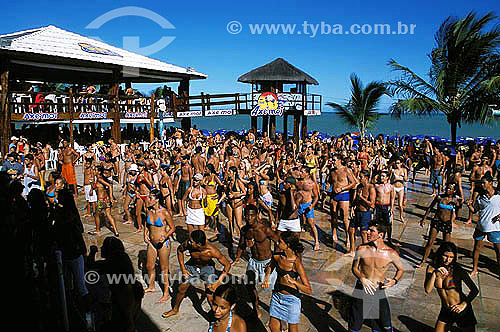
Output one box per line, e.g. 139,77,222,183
76,167,500,332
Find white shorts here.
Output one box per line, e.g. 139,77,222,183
84,185,97,203
277,218,301,232
186,206,205,226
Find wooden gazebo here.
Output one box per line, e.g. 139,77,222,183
237,58,320,144
0,25,207,155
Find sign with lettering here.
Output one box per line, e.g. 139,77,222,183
79,112,108,119
304,109,321,116
22,112,58,120
125,112,149,118
251,92,284,116
205,109,235,116
252,93,303,111
177,110,203,117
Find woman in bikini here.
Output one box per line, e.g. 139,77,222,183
143,189,175,303
122,164,138,224
204,164,225,241
225,166,247,240
418,183,459,267
135,161,153,233
183,173,207,234
390,158,408,223
208,283,246,332
424,242,478,332
263,231,312,332
158,164,175,213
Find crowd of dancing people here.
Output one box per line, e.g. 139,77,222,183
2,126,500,332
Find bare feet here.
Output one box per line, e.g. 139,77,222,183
465,219,473,225
158,294,170,303
452,222,459,228
400,217,406,223
416,262,424,268
144,287,156,294
469,270,478,277
343,251,355,257
134,228,143,233
313,243,321,251
82,214,91,218
88,230,100,236
162,310,178,318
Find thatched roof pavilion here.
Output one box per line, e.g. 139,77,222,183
238,58,318,85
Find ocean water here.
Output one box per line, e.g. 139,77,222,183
187,113,500,140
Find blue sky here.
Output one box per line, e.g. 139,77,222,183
2,0,499,111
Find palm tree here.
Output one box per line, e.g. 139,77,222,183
326,73,387,139
388,12,500,145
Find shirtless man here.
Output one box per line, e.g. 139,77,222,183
348,170,376,255
109,138,121,184
350,222,404,332
162,230,231,318
192,146,207,175
277,177,301,235
88,166,119,236
423,136,434,177
466,155,493,224
297,167,321,251
329,155,357,250
430,146,445,196
374,171,395,243
60,140,81,196
83,157,97,218
232,205,279,317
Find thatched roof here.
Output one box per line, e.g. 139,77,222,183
237,58,318,85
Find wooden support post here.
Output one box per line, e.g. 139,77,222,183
201,92,205,116
301,114,308,141
283,114,288,142
251,116,257,133
150,94,155,143
0,66,9,157
178,79,190,132
262,115,269,137
269,115,276,139
111,82,121,143
69,88,74,148
293,113,300,148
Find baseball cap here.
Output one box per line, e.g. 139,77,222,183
285,176,296,185
193,173,203,181
129,164,139,172
11,136,18,141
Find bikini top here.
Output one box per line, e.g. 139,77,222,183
273,253,299,279
439,202,455,210
208,311,232,332
189,188,204,201
146,215,164,227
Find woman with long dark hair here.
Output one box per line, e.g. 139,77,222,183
263,231,312,332
143,189,175,302
208,283,246,332
424,242,478,332
417,183,459,267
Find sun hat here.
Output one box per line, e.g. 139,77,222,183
193,173,204,181
129,164,139,172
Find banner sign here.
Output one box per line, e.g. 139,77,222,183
125,112,148,118
177,110,203,117
22,112,58,120
252,93,303,111
251,92,285,116
205,109,235,116
79,112,108,119
304,109,321,116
